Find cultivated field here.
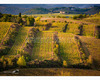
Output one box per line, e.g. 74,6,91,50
0,12,100,76
32,31,59,61
79,36,100,69
8,27,33,55
0,22,13,43
58,33,81,65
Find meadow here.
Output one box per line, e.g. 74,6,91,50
27,13,77,18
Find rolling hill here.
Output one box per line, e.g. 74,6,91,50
0,4,100,15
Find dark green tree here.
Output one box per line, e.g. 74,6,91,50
26,17,35,26
19,13,21,17
0,13,3,18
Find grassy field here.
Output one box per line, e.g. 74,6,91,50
58,33,81,65
79,36,100,69
32,31,58,61
27,13,77,18
8,27,33,55
0,22,13,43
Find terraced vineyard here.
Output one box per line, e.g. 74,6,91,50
58,33,81,65
79,36,100,69
0,12,100,76
0,22,13,43
8,27,33,55
66,23,80,34
32,31,59,61
49,22,67,32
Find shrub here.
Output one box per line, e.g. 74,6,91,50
63,60,67,67
52,16,55,18
87,55,92,65
81,54,86,60
7,58,13,66
73,16,77,19
61,16,66,18
73,14,87,19
53,47,58,54
36,17,40,21
57,16,61,18
1,56,5,62
17,56,26,67
0,47,10,56
56,44,59,48
44,20,47,22
3,61,6,68
52,21,55,23
26,17,35,26
64,21,67,23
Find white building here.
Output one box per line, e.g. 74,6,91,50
60,11,65,14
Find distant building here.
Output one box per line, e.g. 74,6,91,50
60,11,65,14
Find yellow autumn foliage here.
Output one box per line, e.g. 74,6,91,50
17,56,26,66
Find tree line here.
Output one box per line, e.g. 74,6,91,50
0,12,35,26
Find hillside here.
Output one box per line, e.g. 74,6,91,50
24,8,50,14
85,6,100,14
8,27,33,55
0,12,100,76
0,4,100,15
0,6,29,15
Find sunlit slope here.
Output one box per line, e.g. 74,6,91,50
66,23,80,34
0,22,13,43
83,24,95,37
58,33,81,65
79,36,100,69
9,27,33,55
32,31,58,61
49,22,66,32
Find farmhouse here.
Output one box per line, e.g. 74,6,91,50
60,11,65,14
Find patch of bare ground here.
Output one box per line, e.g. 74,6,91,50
0,68,100,76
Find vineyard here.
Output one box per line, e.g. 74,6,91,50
0,22,13,43
0,13,100,76
8,27,33,55
32,31,59,61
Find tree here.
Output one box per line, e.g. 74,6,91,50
19,13,21,17
1,56,5,62
63,60,67,67
7,58,13,66
36,17,40,21
17,56,26,67
26,17,35,26
0,13,3,18
73,16,77,19
17,17,23,24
